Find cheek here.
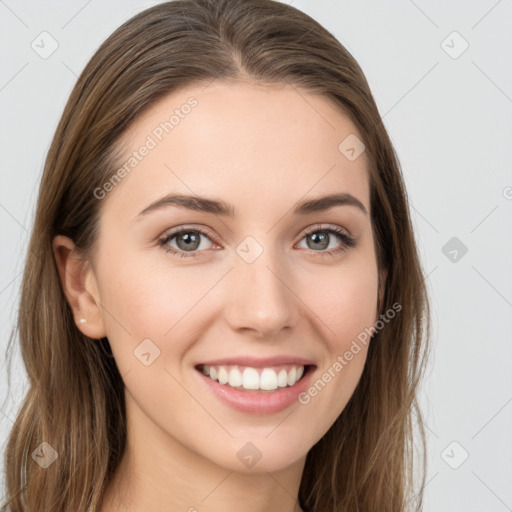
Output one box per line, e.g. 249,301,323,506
293,265,377,430
296,255,377,390
99,249,190,325
299,256,378,348
96,253,220,354
324,282,377,331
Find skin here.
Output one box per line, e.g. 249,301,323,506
54,80,385,512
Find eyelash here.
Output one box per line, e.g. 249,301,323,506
157,225,356,259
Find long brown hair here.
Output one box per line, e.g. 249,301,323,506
1,1,431,510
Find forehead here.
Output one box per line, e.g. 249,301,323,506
105,81,370,219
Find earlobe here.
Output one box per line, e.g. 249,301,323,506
52,235,107,339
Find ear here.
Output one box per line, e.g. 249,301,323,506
52,235,107,339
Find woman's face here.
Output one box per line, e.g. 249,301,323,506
85,81,380,474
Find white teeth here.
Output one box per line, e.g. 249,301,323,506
218,367,229,385
287,367,296,386
277,369,288,387
242,367,260,389
228,368,243,387
260,368,278,390
200,364,306,391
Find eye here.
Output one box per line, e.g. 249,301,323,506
158,227,217,258
297,225,356,257
158,224,356,259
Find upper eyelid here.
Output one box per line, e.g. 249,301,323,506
160,224,218,243
302,224,352,236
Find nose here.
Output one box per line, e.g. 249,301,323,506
224,247,300,338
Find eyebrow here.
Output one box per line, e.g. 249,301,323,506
136,192,368,219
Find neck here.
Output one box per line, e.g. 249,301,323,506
99,392,307,512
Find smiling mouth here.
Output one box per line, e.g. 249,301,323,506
195,363,315,393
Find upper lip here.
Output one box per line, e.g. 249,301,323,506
196,356,316,368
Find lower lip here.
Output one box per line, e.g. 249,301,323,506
196,366,315,415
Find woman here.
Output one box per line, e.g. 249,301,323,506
1,0,431,511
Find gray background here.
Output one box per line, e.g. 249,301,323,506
1,1,511,510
